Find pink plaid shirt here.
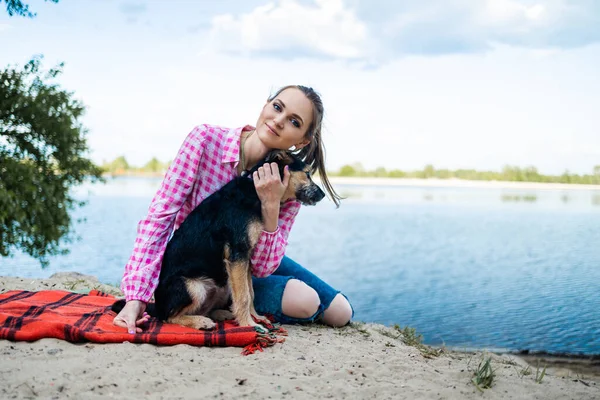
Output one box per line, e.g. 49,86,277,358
121,124,302,302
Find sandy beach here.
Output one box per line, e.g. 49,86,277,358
0,273,598,399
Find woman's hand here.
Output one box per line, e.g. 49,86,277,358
253,163,290,207
254,163,290,232
112,300,150,334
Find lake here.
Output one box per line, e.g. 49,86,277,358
2,177,599,355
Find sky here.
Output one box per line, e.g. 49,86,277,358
1,0,599,175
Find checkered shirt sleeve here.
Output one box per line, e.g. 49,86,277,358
121,127,206,302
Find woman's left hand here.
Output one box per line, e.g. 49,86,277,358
253,162,291,206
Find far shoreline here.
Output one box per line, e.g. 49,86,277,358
102,172,600,191
329,177,600,191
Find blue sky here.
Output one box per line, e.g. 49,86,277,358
1,0,599,174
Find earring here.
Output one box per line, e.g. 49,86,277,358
289,145,297,151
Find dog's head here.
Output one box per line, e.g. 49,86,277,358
261,150,326,206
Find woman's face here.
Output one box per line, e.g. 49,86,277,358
255,88,313,151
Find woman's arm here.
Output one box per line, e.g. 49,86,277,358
251,199,301,277
251,162,302,277
120,126,207,302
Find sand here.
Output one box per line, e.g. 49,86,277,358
1,272,598,399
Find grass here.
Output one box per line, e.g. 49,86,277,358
470,355,496,392
535,362,547,384
517,365,532,378
374,327,401,340
63,279,88,290
63,278,123,296
392,324,443,358
348,322,372,338
394,325,423,347
513,361,546,383
92,284,122,295
343,322,442,358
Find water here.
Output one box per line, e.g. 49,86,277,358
2,177,600,355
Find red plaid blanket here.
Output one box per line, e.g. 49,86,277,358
0,290,285,355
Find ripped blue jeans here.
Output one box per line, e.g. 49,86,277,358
252,256,354,324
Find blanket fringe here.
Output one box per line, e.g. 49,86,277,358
240,317,288,355
241,331,286,355
268,325,288,336
255,317,288,337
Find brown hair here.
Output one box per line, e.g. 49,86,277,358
268,85,342,207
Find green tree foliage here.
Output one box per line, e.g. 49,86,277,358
373,167,387,177
338,164,356,177
422,164,435,179
103,155,129,173
1,56,103,265
388,169,406,178
338,163,365,177
2,0,58,18
143,157,163,173
101,156,168,174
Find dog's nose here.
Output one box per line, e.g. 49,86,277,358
314,186,325,202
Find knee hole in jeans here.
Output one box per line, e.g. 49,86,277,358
281,279,320,319
322,294,353,327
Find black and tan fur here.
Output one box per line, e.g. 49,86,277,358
112,150,325,330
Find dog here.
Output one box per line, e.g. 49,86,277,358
112,150,326,330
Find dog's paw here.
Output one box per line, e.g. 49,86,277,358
236,318,268,333
169,315,216,330
236,318,259,328
252,313,271,326
210,309,235,321
193,316,217,330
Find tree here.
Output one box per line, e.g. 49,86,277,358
338,164,357,177
2,0,59,18
559,170,572,184
103,155,129,173
374,167,387,177
522,166,541,182
422,164,435,179
1,56,103,266
388,169,406,178
143,157,163,173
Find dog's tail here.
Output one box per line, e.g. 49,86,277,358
110,299,157,317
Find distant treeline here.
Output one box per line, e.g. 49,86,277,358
101,157,600,185
330,163,600,185
101,156,170,175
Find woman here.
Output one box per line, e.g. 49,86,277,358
113,85,353,334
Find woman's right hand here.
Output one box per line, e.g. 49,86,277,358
112,300,150,334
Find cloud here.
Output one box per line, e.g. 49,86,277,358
119,2,148,24
358,0,600,55
207,0,367,60
205,0,600,61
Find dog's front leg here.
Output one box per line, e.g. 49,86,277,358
225,258,259,328
247,269,271,326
